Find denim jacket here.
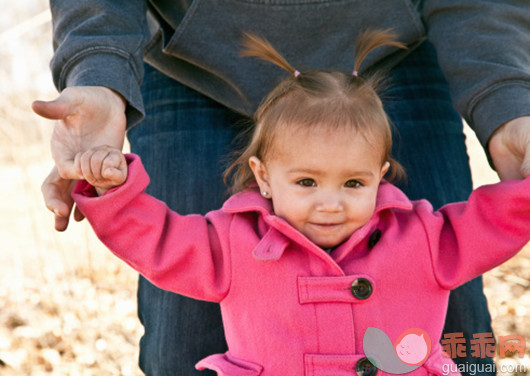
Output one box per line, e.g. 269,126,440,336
49,0,530,148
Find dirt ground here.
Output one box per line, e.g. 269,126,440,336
1,1,529,374
0,146,143,375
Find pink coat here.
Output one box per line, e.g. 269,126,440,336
73,154,530,376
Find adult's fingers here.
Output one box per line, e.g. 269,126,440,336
41,166,77,231
73,205,85,223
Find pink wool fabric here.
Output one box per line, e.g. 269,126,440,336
73,154,530,376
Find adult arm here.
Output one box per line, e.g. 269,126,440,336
72,154,232,302
33,0,150,230
421,0,530,177
47,0,149,125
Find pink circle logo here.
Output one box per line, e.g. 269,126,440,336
394,328,431,366
363,327,433,374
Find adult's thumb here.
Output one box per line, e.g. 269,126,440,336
32,96,72,120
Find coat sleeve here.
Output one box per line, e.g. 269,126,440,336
72,154,232,303
421,0,530,148
49,0,150,127
417,178,530,290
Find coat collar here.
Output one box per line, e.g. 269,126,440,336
221,182,413,263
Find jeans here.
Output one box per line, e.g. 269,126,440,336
384,42,495,374
127,41,494,376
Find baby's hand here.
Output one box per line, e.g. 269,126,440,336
74,145,127,196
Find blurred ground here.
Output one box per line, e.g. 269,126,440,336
0,1,529,375
0,1,143,374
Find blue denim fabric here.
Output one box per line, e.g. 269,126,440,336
383,42,494,375
127,41,494,376
127,67,241,375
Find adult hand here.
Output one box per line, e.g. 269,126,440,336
488,116,530,180
32,86,127,230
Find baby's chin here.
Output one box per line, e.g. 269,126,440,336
300,225,357,250
313,236,348,250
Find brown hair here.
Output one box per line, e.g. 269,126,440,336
225,29,406,193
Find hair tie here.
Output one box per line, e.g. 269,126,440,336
352,70,359,77
294,70,300,78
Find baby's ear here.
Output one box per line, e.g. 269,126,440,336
249,156,272,194
380,161,390,178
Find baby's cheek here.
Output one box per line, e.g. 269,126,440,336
352,203,376,226
273,201,305,228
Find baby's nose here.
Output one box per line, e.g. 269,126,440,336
316,193,343,212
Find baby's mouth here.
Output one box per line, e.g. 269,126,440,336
309,222,342,230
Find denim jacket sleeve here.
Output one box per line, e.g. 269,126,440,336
421,0,530,148
49,0,150,127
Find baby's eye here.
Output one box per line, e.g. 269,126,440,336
297,178,316,187
345,179,363,188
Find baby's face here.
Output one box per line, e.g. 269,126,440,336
251,127,388,248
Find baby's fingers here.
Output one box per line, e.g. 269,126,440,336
101,154,127,186
102,168,127,185
77,147,108,183
77,146,126,187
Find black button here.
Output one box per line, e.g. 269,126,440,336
356,357,378,376
368,229,381,249
351,278,372,300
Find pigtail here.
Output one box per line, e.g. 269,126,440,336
240,32,297,76
386,158,407,184
353,29,407,76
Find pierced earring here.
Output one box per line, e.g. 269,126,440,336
262,191,269,198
